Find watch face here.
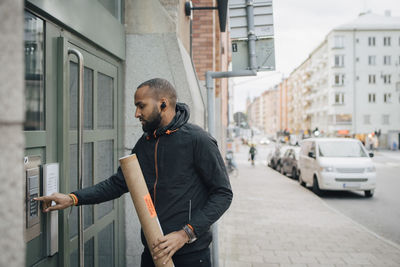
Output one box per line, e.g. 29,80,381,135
188,237,197,244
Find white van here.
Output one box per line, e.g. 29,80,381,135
298,138,376,197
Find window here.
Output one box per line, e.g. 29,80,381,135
383,37,391,46
368,75,376,84
383,75,391,84
384,93,392,103
364,115,371,125
383,55,391,65
368,55,376,65
24,12,45,131
368,37,376,46
334,55,344,67
368,93,376,103
334,36,344,48
334,74,345,86
382,114,390,125
334,92,345,104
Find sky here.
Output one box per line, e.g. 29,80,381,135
232,0,400,112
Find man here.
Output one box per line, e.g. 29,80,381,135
249,144,256,166
35,78,233,267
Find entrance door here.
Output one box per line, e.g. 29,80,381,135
24,10,124,267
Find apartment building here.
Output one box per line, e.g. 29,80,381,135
288,11,400,147
286,59,312,134
247,87,279,136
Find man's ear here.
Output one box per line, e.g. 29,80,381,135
160,98,168,110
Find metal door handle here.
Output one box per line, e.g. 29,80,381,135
68,48,84,267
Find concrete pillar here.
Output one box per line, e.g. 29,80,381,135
0,0,25,266
123,1,205,265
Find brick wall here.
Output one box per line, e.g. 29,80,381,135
192,0,215,79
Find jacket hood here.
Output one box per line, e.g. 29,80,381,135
147,102,190,139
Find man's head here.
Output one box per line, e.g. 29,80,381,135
134,78,177,132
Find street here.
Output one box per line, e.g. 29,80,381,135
249,141,400,246
220,143,400,266
322,151,400,246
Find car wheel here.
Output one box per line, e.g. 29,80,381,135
364,190,374,198
280,165,285,175
298,172,306,186
312,176,323,196
292,168,297,179
276,163,281,172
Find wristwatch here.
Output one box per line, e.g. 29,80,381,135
182,224,197,244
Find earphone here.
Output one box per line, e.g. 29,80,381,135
161,102,166,109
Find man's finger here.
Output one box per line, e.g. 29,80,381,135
44,204,63,212
34,196,50,201
153,244,172,259
153,241,170,256
163,249,176,265
153,236,167,248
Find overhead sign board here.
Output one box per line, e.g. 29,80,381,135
229,0,274,39
229,0,275,72
231,38,275,71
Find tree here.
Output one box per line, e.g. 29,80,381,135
233,112,248,128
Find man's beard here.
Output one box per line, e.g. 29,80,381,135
141,106,162,133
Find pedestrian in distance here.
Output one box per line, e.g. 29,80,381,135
35,78,233,267
249,144,257,166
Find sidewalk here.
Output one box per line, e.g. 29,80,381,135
218,148,400,267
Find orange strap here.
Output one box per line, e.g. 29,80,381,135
69,193,78,206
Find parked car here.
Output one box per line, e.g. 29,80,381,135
279,147,301,179
298,138,376,197
259,138,271,145
268,145,291,171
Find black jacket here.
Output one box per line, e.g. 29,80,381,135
73,103,233,255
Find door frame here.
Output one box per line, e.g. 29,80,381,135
24,9,125,266
57,32,125,267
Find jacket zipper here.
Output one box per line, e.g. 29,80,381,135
153,138,160,205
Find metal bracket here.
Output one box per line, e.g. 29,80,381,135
246,0,255,6
185,1,218,17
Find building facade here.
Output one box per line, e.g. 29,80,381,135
314,12,400,147
1,0,230,266
247,87,279,137
191,0,232,150
285,11,400,147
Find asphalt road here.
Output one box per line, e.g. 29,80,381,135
252,143,400,246
321,151,400,246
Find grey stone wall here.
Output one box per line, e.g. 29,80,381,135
123,1,205,265
0,0,25,266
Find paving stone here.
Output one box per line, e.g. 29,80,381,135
218,146,400,267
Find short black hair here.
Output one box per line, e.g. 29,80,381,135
137,78,177,107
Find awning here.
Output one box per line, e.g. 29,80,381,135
337,130,350,135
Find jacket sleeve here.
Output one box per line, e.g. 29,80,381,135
71,142,142,205
72,165,129,205
190,132,233,236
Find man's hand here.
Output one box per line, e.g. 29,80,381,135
152,230,189,264
34,193,74,212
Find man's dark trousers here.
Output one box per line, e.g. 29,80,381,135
140,247,211,267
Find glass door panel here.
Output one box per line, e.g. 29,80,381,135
64,38,120,267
